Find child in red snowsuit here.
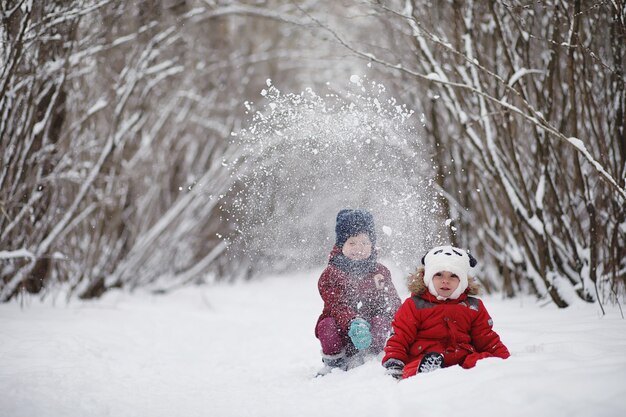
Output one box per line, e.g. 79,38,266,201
382,245,510,379
315,209,401,371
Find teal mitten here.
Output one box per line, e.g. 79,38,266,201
348,318,372,350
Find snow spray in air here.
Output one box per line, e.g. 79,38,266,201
225,76,447,276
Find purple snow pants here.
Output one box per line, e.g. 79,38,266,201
316,316,390,355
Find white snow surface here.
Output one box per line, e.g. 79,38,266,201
1,270,625,417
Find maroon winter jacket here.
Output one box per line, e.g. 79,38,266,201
383,290,510,371
315,246,401,337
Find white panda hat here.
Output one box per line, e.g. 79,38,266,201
422,245,477,300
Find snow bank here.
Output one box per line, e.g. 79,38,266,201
1,272,625,417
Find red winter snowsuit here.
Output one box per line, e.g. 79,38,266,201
315,246,401,355
383,290,510,378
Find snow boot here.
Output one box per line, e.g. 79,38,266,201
418,352,444,373
316,351,347,377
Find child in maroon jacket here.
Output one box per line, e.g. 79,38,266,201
315,209,401,372
382,245,510,379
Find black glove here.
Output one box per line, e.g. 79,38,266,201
383,358,404,379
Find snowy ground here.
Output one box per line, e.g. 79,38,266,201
1,270,626,417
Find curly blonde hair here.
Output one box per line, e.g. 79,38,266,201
407,266,480,296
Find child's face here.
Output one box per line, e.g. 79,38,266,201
432,271,460,298
341,233,372,260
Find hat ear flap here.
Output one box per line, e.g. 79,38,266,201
468,253,477,268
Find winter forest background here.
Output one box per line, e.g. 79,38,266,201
1,0,625,310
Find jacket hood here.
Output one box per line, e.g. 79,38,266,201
328,245,343,260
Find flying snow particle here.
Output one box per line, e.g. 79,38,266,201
350,74,362,85
229,77,443,275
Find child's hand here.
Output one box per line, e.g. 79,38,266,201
461,352,493,369
348,318,372,350
383,358,405,379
